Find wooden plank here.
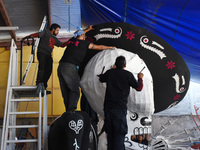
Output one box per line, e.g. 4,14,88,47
0,0,16,41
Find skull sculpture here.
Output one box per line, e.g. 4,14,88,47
80,48,154,149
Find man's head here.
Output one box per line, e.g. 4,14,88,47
115,56,126,69
50,23,61,36
74,29,85,40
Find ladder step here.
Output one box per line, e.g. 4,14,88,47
11,98,39,102
8,125,39,128
7,139,38,143
11,86,37,91
10,111,39,115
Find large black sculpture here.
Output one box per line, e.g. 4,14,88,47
80,22,190,113
48,111,97,150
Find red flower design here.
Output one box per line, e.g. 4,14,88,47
166,60,175,69
125,31,135,40
49,37,55,49
173,94,180,100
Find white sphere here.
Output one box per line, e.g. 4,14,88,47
80,48,154,117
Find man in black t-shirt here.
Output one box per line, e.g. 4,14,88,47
58,25,116,113
98,56,144,150
23,23,68,95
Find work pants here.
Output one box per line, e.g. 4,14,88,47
57,62,80,111
36,52,53,88
104,108,127,150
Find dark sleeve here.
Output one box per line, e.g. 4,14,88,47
136,78,143,91
60,37,74,47
54,37,62,47
23,33,39,39
128,73,143,91
99,71,108,83
29,33,39,38
85,40,91,49
38,31,45,38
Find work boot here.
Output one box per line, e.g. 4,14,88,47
35,83,45,95
46,90,52,94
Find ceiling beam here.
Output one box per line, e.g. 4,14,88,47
0,37,71,50
0,0,17,41
0,26,19,30
48,0,51,27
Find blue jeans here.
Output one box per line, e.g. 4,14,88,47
104,109,127,150
57,62,80,111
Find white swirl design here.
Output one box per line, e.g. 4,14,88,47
69,119,83,134
94,27,122,41
140,35,166,59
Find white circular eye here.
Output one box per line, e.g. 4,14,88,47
115,28,120,34
143,38,149,43
180,87,184,91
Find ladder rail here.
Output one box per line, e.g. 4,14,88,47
38,91,42,150
2,88,44,150
10,88,17,150
8,125,39,128
7,139,38,143
3,88,13,150
1,16,48,150
22,16,47,84
1,39,17,150
43,90,48,150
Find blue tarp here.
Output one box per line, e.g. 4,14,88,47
80,0,200,83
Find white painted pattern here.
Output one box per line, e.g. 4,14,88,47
69,119,83,134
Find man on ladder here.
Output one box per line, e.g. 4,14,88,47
23,23,68,95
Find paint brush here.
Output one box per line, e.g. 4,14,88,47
139,67,145,73
101,66,105,74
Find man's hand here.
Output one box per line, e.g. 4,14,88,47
84,25,94,33
87,25,93,31
108,46,116,50
111,65,116,69
97,74,101,77
138,73,144,79
97,66,105,77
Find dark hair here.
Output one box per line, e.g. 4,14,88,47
50,23,61,31
115,56,126,69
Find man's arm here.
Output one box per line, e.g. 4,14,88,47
136,78,143,91
97,68,108,83
85,25,115,50
88,43,116,51
136,73,144,91
22,33,39,40
60,25,93,48
60,37,74,48
98,73,107,83
84,25,93,33
129,72,144,91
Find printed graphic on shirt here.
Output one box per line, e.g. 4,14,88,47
49,37,55,48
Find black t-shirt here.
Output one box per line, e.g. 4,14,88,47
99,68,143,110
59,38,91,66
38,30,62,56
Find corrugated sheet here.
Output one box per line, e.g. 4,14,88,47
0,0,81,42
50,0,81,32
2,0,48,34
